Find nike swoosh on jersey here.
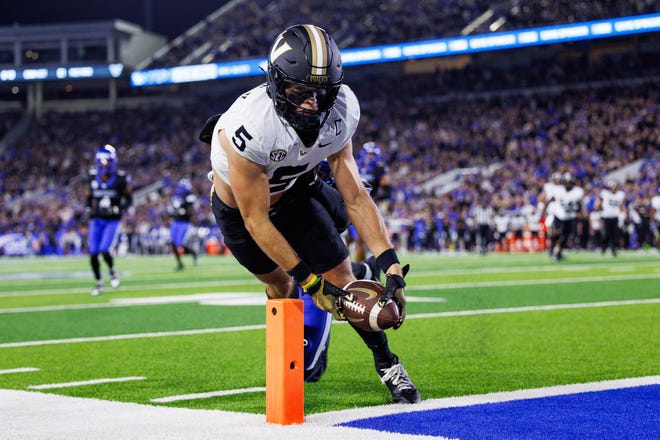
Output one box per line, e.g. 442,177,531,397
319,142,332,148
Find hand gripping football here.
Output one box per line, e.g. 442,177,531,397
340,280,400,332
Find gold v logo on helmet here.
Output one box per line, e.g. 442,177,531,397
270,36,292,63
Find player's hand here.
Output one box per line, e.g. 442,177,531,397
304,275,352,320
380,264,410,329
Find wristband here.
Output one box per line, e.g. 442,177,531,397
287,261,313,285
301,274,321,291
375,248,400,273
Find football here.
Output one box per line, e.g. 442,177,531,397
340,279,400,332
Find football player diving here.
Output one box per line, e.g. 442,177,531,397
204,24,420,403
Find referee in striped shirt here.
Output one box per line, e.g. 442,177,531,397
472,199,494,254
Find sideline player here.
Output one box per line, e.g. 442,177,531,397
169,178,199,270
595,180,627,256
547,172,584,260
205,24,419,403
538,172,563,256
86,145,132,296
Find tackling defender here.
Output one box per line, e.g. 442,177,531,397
205,24,420,403
86,145,132,296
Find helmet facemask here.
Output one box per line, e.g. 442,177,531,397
266,25,343,133
95,145,117,180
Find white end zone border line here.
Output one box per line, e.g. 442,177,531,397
306,375,660,426
1,376,657,440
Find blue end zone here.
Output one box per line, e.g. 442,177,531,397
339,385,659,439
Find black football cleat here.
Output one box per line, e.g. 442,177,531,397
377,356,421,404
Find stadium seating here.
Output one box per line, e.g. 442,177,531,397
1,2,659,256
145,0,658,68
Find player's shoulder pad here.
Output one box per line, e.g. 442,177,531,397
117,170,131,184
199,113,222,145
332,84,360,135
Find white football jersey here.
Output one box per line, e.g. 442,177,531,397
541,182,562,217
554,186,584,220
210,83,360,194
599,189,626,219
650,195,660,222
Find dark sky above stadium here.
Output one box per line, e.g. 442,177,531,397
1,0,224,39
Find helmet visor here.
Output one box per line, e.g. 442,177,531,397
284,81,338,113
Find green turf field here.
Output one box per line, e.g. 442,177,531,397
1,251,658,415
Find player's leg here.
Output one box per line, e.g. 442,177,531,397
87,219,104,296
170,221,186,270
182,224,199,265
212,190,333,381
300,290,332,382
285,196,419,402
98,220,121,288
321,258,420,403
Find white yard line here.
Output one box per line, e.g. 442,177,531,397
1,273,658,313
1,299,657,349
151,387,267,403
2,260,658,298
411,273,660,290
0,367,40,375
0,278,263,298
28,376,146,390
0,325,266,348
406,298,660,319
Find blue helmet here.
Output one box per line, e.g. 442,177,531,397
362,141,382,159
359,141,382,171
95,144,117,178
175,178,192,196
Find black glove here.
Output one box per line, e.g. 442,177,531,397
379,264,410,329
304,275,352,320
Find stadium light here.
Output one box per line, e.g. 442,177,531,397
0,64,124,83
129,13,660,87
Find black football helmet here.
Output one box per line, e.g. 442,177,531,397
266,24,343,132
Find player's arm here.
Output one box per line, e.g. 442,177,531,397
85,186,94,217
328,140,398,270
121,178,133,211
594,196,602,212
218,129,301,273
329,140,409,327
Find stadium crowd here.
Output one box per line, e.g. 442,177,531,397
1,68,658,258
147,0,658,68
1,2,659,258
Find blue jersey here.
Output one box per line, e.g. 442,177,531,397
170,190,196,222
87,170,132,220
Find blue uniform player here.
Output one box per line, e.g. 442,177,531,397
86,145,132,296
348,141,390,262
169,178,199,270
